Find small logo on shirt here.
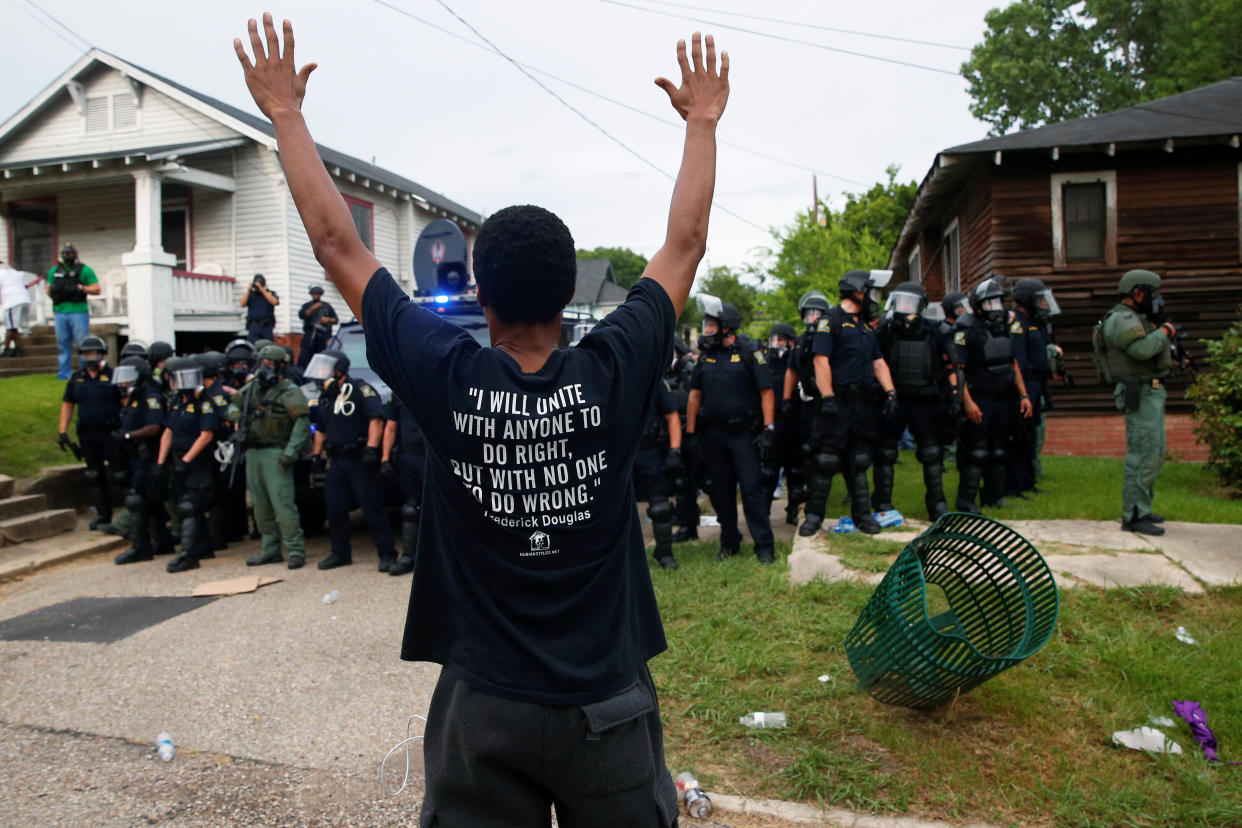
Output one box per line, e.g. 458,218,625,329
529,530,550,551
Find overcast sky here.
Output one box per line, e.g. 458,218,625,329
2,0,1005,281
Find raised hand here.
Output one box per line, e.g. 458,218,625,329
233,13,317,120
655,33,729,123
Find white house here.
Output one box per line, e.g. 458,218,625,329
0,49,481,347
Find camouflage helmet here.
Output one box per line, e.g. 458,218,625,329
1117,269,1161,295
257,344,290,363
253,338,275,353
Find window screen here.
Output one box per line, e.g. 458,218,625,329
1064,182,1106,261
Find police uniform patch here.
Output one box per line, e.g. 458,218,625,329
755,351,767,365
187,404,196,413
954,331,967,346
1010,320,1023,334
147,397,161,410
730,353,741,363
202,401,214,413
100,373,110,382
704,357,716,364
360,385,376,398
816,319,832,333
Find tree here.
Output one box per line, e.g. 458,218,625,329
962,0,1242,135
1188,307,1242,488
839,165,919,255
575,246,648,290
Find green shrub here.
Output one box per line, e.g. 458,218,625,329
1188,306,1242,487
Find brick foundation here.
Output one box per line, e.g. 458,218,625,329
1043,413,1208,462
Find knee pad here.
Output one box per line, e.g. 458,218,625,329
916,444,944,466
178,499,196,519
850,449,872,472
84,468,101,483
124,492,145,511
989,447,1007,465
967,447,989,468
401,502,420,522
111,469,129,486
647,500,674,523
876,445,899,466
812,452,839,476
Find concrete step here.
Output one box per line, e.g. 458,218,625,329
16,465,87,511
0,367,58,379
0,531,127,582
0,475,13,499
0,355,60,370
0,344,59,358
0,508,77,546
0,494,49,521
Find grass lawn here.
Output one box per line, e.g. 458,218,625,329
650,541,1242,827
0,374,71,479
885,450,1242,525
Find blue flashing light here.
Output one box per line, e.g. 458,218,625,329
435,295,450,304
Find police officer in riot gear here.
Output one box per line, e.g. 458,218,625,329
58,335,121,529
382,395,424,576
120,341,148,361
160,358,219,573
665,338,699,543
685,296,777,563
111,356,174,564
953,278,1034,512
633,367,683,569
306,349,396,571
873,282,959,519
1100,269,1175,535
197,351,246,547
940,292,970,332
1009,278,1060,496
782,290,832,525
228,344,311,567
798,271,896,536
223,338,257,393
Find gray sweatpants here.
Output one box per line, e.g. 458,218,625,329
420,666,679,827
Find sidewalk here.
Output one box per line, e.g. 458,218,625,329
789,515,1242,595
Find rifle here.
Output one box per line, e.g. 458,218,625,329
226,381,255,487
1150,312,1198,374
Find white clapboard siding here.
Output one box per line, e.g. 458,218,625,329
191,187,233,279
56,182,138,301
232,144,289,329
0,66,236,164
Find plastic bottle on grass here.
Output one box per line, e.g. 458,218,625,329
157,732,174,762
675,772,711,819
739,711,787,729
322,590,339,605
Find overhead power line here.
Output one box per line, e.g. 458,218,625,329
19,0,91,49
596,0,962,76
369,0,863,185
625,0,971,52
11,0,90,51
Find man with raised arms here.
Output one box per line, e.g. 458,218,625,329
235,14,728,826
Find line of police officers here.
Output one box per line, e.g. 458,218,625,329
630,267,1074,564
57,335,420,574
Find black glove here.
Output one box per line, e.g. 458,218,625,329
754,428,776,460
779,398,796,420
110,428,126,444
175,458,190,476
818,396,839,420
663,448,686,477
684,432,703,462
362,445,381,470
153,461,169,482
380,459,397,480
311,454,327,474
1042,393,1055,412
882,389,899,420
946,395,963,420
57,432,72,452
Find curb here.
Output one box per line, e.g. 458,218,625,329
0,535,126,583
709,792,999,828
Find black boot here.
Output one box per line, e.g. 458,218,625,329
388,555,414,575
849,468,881,534
115,547,153,565
166,552,200,573
797,513,823,536
377,554,396,573
318,554,352,570
871,462,895,513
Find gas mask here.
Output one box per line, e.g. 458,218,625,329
82,353,104,371
885,292,923,332
980,297,1008,335
698,318,722,352
256,362,280,388
60,247,78,267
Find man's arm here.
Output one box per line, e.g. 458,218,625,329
640,34,730,318
873,358,895,394
382,419,398,462
235,15,380,318
813,354,834,398
258,284,279,305
367,417,383,448
686,389,702,433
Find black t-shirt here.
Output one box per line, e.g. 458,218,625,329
166,391,219,455
299,299,337,334
318,376,383,446
63,367,122,426
119,382,166,439
246,287,278,323
362,268,673,705
689,343,770,421
812,306,881,390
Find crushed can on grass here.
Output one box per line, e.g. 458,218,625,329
675,772,711,819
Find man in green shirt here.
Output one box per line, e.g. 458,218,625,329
46,244,100,380
1100,269,1175,536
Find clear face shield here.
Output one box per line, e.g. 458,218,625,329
303,353,338,383
701,318,720,336
170,366,203,393
768,334,790,351
112,364,139,389
695,294,724,321
981,296,1004,315
885,292,922,317
921,303,946,324
802,308,823,327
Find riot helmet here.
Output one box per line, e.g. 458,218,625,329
940,292,969,323
972,279,1008,333
839,270,883,321
1013,277,1061,322
304,350,349,385
253,338,274,353
77,334,107,370
695,294,740,350
120,340,148,360
797,290,831,328
196,351,226,380
112,356,150,391
148,341,174,367
768,322,797,354
166,356,203,394
308,285,325,297
1118,269,1162,315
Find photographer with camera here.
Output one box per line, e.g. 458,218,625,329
46,244,101,380
240,273,279,342
296,284,337,368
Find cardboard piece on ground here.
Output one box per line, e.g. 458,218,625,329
191,575,283,597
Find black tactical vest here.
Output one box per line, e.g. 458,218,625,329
889,334,937,393
983,331,1013,375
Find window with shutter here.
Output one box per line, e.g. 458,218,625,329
85,96,109,133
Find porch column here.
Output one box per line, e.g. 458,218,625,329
121,169,177,344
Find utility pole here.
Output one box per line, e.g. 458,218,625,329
812,174,819,226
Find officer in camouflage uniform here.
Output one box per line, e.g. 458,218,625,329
1099,269,1174,536
227,344,311,567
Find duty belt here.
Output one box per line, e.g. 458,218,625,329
702,413,758,433
832,384,878,400
326,443,364,460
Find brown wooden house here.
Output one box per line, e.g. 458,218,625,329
887,78,1242,459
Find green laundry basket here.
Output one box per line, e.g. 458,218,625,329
844,512,1059,709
